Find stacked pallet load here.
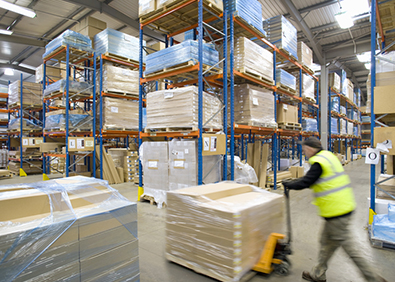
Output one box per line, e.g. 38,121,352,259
8,81,42,108
166,182,284,282
125,151,139,184
8,118,42,132
45,108,92,132
226,0,265,36
35,64,61,83
329,72,341,93
347,121,353,136
231,84,276,128
71,16,107,41
101,63,139,96
262,15,298,60
331,117,339,135
146,86,222,131
276,69,296,93
233,37,273,83
296,73,315,102
8,137,43,175
100,97,139,131
331,96,340,113
297,41,313,70
302,118,318,132
43,80,92,99
276,103,301,130
0,176,140,281
340,119,347,136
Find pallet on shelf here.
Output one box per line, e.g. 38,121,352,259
278,122,302,131
8,103,42,110
0,169,12,179
276,83,297,95
234,67,274,86
144,126,217,133
43,45,91,63
102,52,141,67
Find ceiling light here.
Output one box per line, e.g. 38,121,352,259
364,63,371,70
4,68,14,76
357,52,370,63
0,29,12,35
0,0,36,18
335,10,354,29
341,0,370,17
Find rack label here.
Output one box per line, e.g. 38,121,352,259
164,92,173,99
77,138,84,149
85,140,94,147
252,97,259,106
210,136,217,152
174,159,185,168
203,137,210,151
22,139,29,146
69,139,76,149
111,107,118,113
148,160,158,169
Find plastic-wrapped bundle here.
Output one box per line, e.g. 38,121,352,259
340,106,346,116
101,63,139,95
329,73,341,92
296,73,315,102
8,118,42,131
100,97,138,130
226,0,266,36
145,40,219,75
353,111,358,121
340,119,347,135
43,30,92,58
346,109,353,119
44,79,92,97
373,204,395,244
184,29,194,41
297,42,313,67
302,118,318,132
233,37,273,82
353,126,359,136
262,15,297,59
347,121,353,135
45,113,92,131
0,176,139,282
94,28,145,62
276,69,296,90
376,51,395,73
166,182,284,282
331,97,340,112
8,81,42,105
341,70,347,96
231,84,276,128
227,155,258,184
0,85,7,93
0,149,8,168
361,115,370,123
331,118,338,134
0,113,8,121
146,86,222,130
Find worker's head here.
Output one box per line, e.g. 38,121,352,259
299,138,323,159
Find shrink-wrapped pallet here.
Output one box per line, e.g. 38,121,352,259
0,176,139,282
94,28,144,62
101,97,138,130
331,97,340,113
8,118,42,131
45,110,92,132
329,72,341,93
302,118,318,132
296,73,315,102
145,40,219,75
233,37,273,82
146,86,222,130
340,106,346,116
8,81,42,105
262,15,297,59
276,69,296,90
35,64,61,83
231,84,276,128
347,121,353,136
43,79,92,97
166,182,284,282
226,0,265,36
43,30,92,58
101,63,139,95
331,118,338,134
297,41,313,68
340,119,347,135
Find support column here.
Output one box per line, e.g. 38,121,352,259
320,61,328,150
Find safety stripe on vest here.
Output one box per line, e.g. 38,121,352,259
316,171,347,184
314,183,350,198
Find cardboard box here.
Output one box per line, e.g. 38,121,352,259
374,85,395,114
202,133,226,156
289,166,298,178
139,0,156,16
67,137,94,152
40,142,64,153
78,26,103,40
297,166,305,178
374,127,395,155
277,103,298,124
35,64,61,83
75,16,107,31
297,41,313,67
22,137,43,148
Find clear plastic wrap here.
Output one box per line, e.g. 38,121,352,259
145,40,219,75
43,30,92,59
146,86,222,130
94,28,145,62
376,51,395,73
329,72,341,92
8,81,42,105
331,96,340,112
341,70,347,96
353,126,359,137
227,155,258,184
8,118,42,131
0,176,139,282
0,85,8,93
262,15,298,59
0,149,8,168
101,63,139,95
166,182,284,282
184,29,194,41
347,121,353,135
231,84,276,127
45,113,92,131
232,37,273,82
297,41,313,67
276,69,296,90
373,203,395,244
302,118,318,132
353,111,358,121
226,0,265,36
331,117,338,134
100,97,138,130
340,119,347,135
340,106,346,116
43,79,92,97
35,64,61,84
296,73,315,102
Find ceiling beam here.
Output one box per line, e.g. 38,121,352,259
280,0,325,65
324,40,371,61
0,34,46,47
62,0,164,41
284,0,338,18
0,64,35,75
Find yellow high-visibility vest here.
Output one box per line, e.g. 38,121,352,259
309,150,356,218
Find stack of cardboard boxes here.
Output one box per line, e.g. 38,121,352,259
72,16,107,42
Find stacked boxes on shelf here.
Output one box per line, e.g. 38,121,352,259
347,121,353,136
329,72,341,93
100,97,139,131
139,0,156,16
331,117,339,135
226,0,265,35
331,96,340,113
276,69,296,91
35,64,61,83
340,119,347,135
45,108,92,132
71,16,107,41
262,15,298,59
166,183,284,282
296,73,315,102
277,104,298,125
101,63,139,95
297,42,313,68
302,118,318,132
125,151,139,184
233,37,273,82
8,81,42,106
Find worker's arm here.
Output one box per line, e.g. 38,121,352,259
283,163,322,190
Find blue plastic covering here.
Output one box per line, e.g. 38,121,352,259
276,69,296,90
331,118,338,134
262,15,298,59
340,106,346,116
0,177,139,281
341,69,347,95
226,0,266,36
143,107,147,129
361,116,370,123
145,40,219,75
373,204,395,244
94,28,145,62
331,97,340,112
353,126,358,136
43,30,92,58
184,30,194,41
347,109,353,119
45,114,93,131
302,118,318,132
44,79,93,97
8,118,42,130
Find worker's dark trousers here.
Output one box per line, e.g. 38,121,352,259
311,214,379,281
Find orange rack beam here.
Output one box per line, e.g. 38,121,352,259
140,130,200,138
0,92,8,98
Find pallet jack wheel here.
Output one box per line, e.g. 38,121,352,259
274,260,290,276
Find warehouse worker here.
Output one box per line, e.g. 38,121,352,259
282,138,387,282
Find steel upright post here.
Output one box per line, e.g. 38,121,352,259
65,45,70,177
197,0,204,184
222,2,228,180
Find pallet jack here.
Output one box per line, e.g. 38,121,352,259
253,185,292,276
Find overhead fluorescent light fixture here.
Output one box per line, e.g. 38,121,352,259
0,0,36,18
341,0,370,17
335,10,354,29
364,63,371,70
357,52,370,63
0,29,12,35
4,68,14,76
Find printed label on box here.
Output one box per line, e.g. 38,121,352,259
23,139,29,146
148,160,158,169
283,104,288,110
210,136,217,152
85,140,93,147
111,107,118,113
185,149,189,154
77,138,84,149
203,137,210,151
164,92,173,99
174,160,184,168
36,139,42,145
69,139,76,149
29,138,35,145
252,97,259,106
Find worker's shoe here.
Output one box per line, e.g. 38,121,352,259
302,271,326,282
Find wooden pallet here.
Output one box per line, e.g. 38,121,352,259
102,52,141,67
276,83,297,95
43,45,91,63
236,121,277,129
44,128,91,133
140,194,166,207
103,127,138,132
44,91,92,100
102,90,139,98
0,169,12,179
276,48,298,63
303,97,316,104
8,129,42,133
278,122,302,131
234,68,274,86
233,14,266,39
9,103,42,110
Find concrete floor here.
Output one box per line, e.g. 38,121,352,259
3,159,394,282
